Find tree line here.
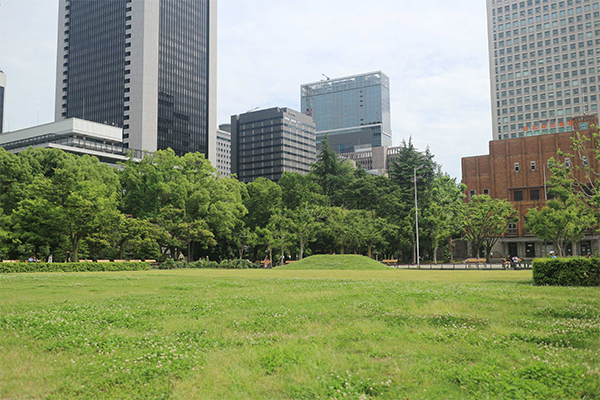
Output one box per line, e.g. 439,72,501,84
1,138,531,264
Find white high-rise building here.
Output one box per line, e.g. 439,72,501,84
487,0,600,140
55,0,217,162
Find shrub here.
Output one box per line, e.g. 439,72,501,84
532,257,600,287
218,259,259,269
189,259,219,269
0,262,151,274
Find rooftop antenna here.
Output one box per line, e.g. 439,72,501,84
322,74,330,80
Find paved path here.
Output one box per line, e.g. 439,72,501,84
391,263,532,271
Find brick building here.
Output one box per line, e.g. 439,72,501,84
461,114,599,259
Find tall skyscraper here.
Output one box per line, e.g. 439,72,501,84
487,0,600,140
0,70,6,133
54,0,217,162
301,71,392,154
231,107,316,183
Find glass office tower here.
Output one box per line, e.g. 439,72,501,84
487,0,600,140
55,0,217,161
301,71,392,154
0,71,5,133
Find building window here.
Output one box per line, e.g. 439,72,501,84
530,161,537,171
583,156,589,166
530,189,540,200
469,190,476,200
565,157,571,167
514,190,524,201
515,162,520,172
483,189,490,195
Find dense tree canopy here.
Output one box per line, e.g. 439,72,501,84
0,139,529,264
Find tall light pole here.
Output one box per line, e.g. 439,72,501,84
414,168,420,267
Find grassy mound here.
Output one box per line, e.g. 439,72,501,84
276,254,392,270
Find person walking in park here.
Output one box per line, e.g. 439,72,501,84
66,251,71,263
178,251,185,262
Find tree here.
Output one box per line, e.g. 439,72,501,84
425,174,466,263
10,152,121,262
462,195,518,263
287,203,323,259
526,197,594,257
547,129,600,212
310,136,354,206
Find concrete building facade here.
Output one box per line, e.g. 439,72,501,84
55,0,217,163
0,70,5,133
0,118,143,166
487,0,600,141
341,145,405,175
301,71,392,154
216,124,231,178
462,113,600,258
231,107,316,183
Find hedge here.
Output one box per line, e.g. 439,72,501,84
159,258,260,270
532,257,600,287
0,262,151,274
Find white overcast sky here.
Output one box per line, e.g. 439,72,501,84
0,0,492,178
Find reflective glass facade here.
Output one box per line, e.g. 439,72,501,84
0,85,4,133
62,0,127,127
488,0,600,140
301,71,392,152
158,0,211,156
57,0,215,157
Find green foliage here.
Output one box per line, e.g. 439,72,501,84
533,257,600,286
159,258,259,270
0,262,150,274
310,136,354,206
462,195,518,261
526,198,595,258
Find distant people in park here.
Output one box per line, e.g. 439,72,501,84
178,252,185,262
549,251,557,259
264,256,271,269
504,255,512,269
66,251,71,263
512,255,520,268
47,254,53,263
28,256,39,263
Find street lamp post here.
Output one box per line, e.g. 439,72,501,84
414,168,420,267
187,224,191,263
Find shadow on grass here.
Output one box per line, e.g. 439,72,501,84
484,279,535,286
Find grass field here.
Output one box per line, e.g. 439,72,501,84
1,269,599,399
277,255,393,270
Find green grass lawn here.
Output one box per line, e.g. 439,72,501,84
1,269,599,399
277,255,393,270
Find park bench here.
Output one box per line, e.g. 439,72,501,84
382,259,398,266
463,258,487,265
113,260,125,263
128,260,142,262
285,260,296,264
97,260,110,263
2,260,19,263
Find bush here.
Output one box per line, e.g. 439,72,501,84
0,262,151,274
159,258,259,270
532,257,600,287
218,259,260,269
